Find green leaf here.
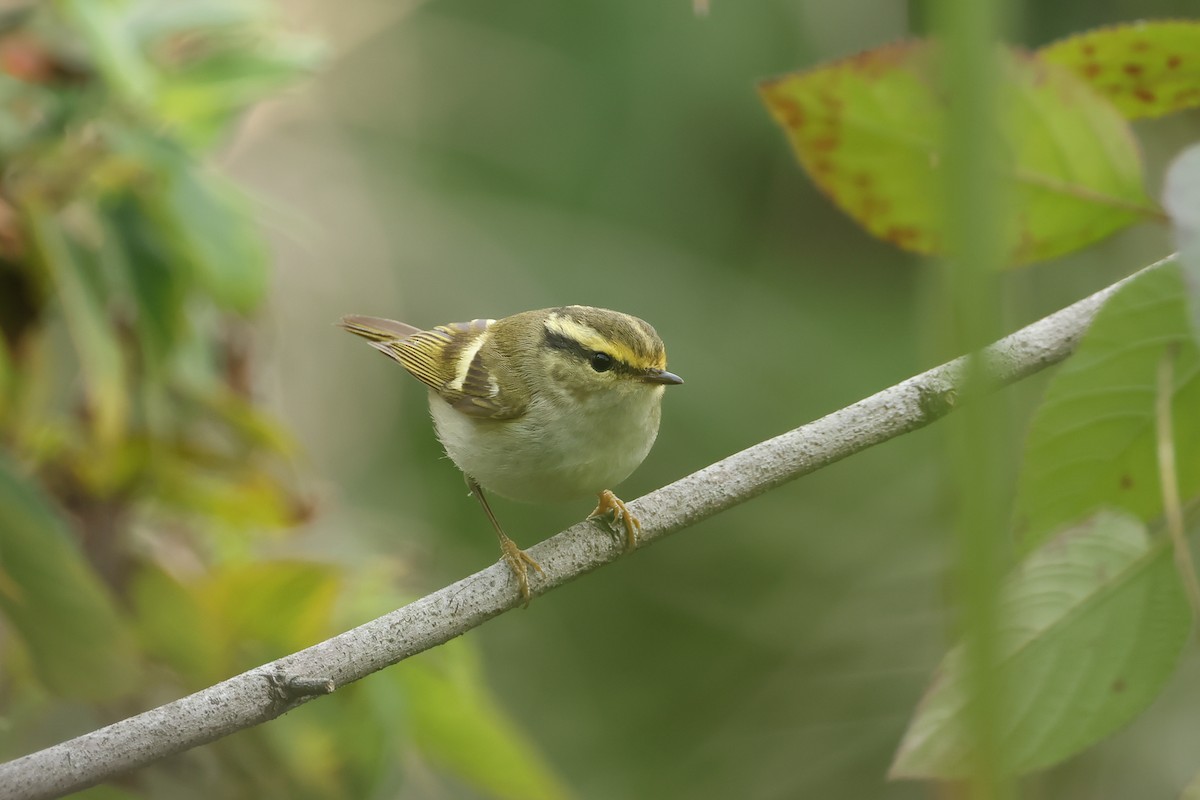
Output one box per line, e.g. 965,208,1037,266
1014,262,1200,551
135,562,339,687
0,58,65,156
0,335,12,423
56,0,157,106
194,386,297,455
76,784,144,800
1183,768,1200,800
1163,144,1200,341
156,40,322,147
154,455,303,532
102,201,190,372
403,641,572,800
1039,21,1200,120
25,204,129,444
204,561,342,657
251,565,406,795
326,567,570,800
0,456,139,698
131,565,227,685
145,159,268,312
126,0,271,39
891,512,1191,779
759,41,1155,264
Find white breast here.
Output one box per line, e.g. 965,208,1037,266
428,386,664,503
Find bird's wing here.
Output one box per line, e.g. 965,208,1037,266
339,314,524,420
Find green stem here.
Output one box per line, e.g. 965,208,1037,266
1155,342,1200,620
931,0,1015,796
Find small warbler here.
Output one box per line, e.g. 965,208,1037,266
340,306,683,603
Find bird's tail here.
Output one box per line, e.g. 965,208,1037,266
338,315,422,342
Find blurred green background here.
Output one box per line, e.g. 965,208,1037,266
3,0,1200,798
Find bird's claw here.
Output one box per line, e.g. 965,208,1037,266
588,489,640,552
499,537,543,607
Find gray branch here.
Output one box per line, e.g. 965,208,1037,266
0,255,1175,800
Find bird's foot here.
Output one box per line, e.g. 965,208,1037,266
499,537,543,607
588,489,640,552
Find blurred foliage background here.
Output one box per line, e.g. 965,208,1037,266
1,1,1199,798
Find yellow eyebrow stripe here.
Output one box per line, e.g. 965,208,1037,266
544,314,646,368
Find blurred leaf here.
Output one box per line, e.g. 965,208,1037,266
1040,21,1200,120
131,564,227,685
0,336,12,421
250,564,409,798
258,715,346,799
314,565,568,799
1184,769,1200,800
403,641,572,800
0,41,75,157
102,200,189,371
891,512,1190,779
1163,144,1200,340
189,386,297,456
70,436,147,497
155,454,302,532
0,455,139,698
25,203,128,444
0,32,61,86
1014,262,1200,551
205,561,341,657
129,0,272,39
56,0,156,106
759,41,1155,264
157,39,321,147
76,784,143,800
145,158,267,312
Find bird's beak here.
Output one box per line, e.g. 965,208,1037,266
642,368,684,385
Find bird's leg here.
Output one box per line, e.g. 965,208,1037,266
467,476,542,606
588,489,640,552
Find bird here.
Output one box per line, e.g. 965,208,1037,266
339,306,683,604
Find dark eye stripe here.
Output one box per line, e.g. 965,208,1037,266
544,328,635,375
543,328,591,359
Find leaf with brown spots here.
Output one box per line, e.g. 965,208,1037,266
759,41,1156,265
1014,263,1200,553
1040,20,1200,119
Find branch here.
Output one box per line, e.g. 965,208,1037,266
0,255,1175,800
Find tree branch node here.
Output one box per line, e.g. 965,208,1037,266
266,670,335,710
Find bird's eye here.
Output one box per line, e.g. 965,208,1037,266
590,352,614,373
